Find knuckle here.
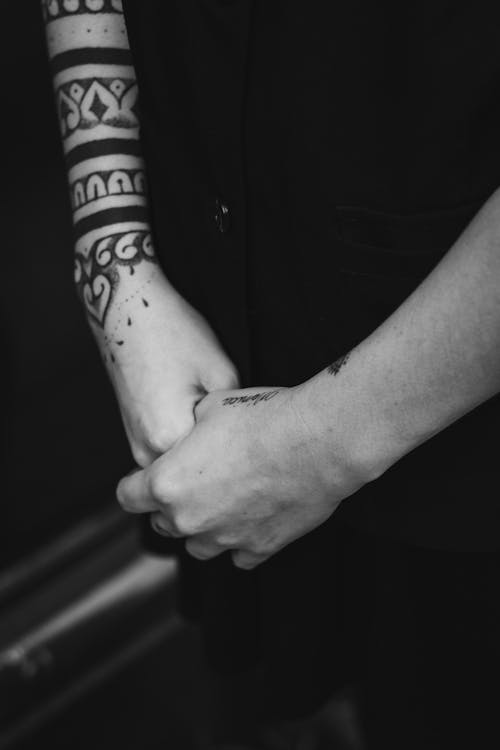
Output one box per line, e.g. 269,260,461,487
232,552,254,570
245,540,268,557
250,533,280,558
203,362,240,392
173,519,190,537
130,443,154,469
214,534,237,549
173,512,197,537
145,430,174,456
232,545,271,570
116,481,133,512
255,541,276,558
148,472,188,521
145,414,193,455
147,467,167,502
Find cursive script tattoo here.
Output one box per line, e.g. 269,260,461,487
327,352,350,376
222,391,281,407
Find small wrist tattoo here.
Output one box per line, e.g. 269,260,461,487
222,390,280,407
327,352,350,376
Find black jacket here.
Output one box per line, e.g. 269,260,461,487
123,0,500,711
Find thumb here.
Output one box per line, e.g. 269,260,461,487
193,389,224,422
116,463,158,514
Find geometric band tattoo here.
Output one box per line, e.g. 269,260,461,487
74,229,156,326
57,77,138,138
70,168,146,212
43,0,124,22
65,139,142,168
73,206,148,239
43,0,161,341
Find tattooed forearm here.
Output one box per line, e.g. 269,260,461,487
327,352,351,376
44,2,129,58
222,391,281,407
55,72,138,150
70,166,147,217
42,0,158,338
75,228,155,325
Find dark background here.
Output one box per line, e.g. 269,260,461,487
1,2,132,568
0,15,201,749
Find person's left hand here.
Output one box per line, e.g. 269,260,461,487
116,384,369,569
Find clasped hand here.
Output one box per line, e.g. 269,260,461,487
117,384,365,569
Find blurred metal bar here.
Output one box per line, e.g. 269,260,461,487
0,507,130,610
0,616,182,750
0,503,180,744
0,553,177,675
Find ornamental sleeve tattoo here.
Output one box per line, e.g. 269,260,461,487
42,0,157,361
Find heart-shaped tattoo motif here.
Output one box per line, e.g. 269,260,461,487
83,274,112,326
75,229,156,328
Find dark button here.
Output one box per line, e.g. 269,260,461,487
214,197,230,234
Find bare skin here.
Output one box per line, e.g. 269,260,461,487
42,0,238,467
118,189,500,568
43,4,500,569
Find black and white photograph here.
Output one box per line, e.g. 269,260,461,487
1,2,500,748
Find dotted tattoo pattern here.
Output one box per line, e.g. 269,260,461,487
43,0,123,22
74,229,156,327
102,277,153,363
222,391,281,407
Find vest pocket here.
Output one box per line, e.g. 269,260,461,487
333,200,484,279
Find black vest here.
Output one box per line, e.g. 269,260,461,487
124,0,500,710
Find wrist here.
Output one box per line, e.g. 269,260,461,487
293,352,408,491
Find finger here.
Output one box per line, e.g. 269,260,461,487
150,512,184,539
231,550,270,570
116,466,157,514
185,536,226,562
193,389,221,422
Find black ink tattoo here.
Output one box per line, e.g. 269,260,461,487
50,48,132,76
70,168,146,211
327,352,350,376
74,230,156,327
222,391,281,407
74,205,148,239
65,139,142,169
43,0,157,343
43,0,124,23
57,77,138,138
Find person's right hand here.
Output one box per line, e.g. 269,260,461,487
106,271,239,468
